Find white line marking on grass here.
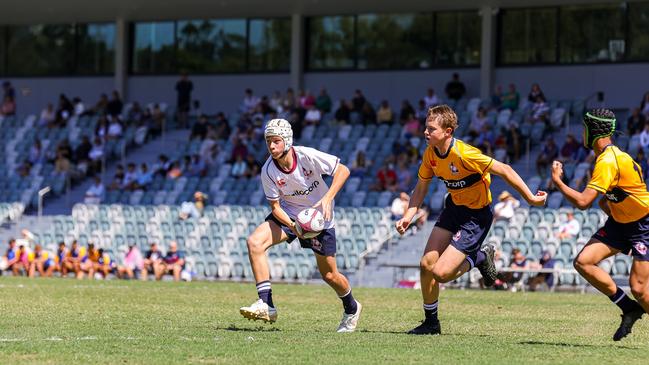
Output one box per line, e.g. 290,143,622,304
45,337,63,341
77,336,98,341
0,338,25,342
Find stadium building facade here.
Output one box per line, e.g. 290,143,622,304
0,0,647,113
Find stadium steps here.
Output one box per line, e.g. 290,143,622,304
41,128,191,215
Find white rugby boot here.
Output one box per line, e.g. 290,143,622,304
239,299,278,323
336,301,362,333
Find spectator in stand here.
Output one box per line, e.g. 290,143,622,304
282,88,296,112
424,88,440,109
134,163,153,190
402,113,421,140
108,165,125,190
0,95,16,117
493,190,520,222
231,155,247,178
179,191,206,220
190,114,210,141
142,243,163,281
258,95,274,115
640,91,649,118
491,85,503,110
527,83,546,103
395,155,412,192
529,95,550,125
635,150,649,181
28,139,44,165
499,248,530,291
200,130,219,166
229,137,248,163
304,104,322,125
117,244,144,280
155,241,186,282
128,101,144,123
106,90,123,118
536,138,558,178
399,100,415,123
334,99,351,124
95,116,108,140
151,104,166,137
153,154,171,177
555,211,580,240
559,134,580,163
245,154,261,179
372,161,398,192
415,99,427,121
83,93,108,116
53,151,73,178
270,91,282,112
241,88,260,113
107,118,123,139
187,154,206,177
501,84,520,111
445,72,466,101
39,103,56,127
73,97,85,116
351,89,366,112
315,88,331,114
469,107,489,138
640,123,649,151
88,137,105,173
361,102,377,124
391,192,409,220
55,93,73,127
377,100,393,124
474,124,496,157
528,250,557,291
504,122,521,162
122,163,138,190
350,151,371,178
627,108,646,136
299,90,316,110
176,72,193,128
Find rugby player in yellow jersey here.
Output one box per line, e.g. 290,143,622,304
396,105,547,335
551,108,649,341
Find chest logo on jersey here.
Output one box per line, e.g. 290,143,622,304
276,177,287,188
430,159,437,168
289,180,320,196
449,162,459,175
634,243,647,256
605,187,629,203
302,167,313,179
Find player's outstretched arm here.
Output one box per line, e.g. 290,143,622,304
551,160,599,210
395,178,430,235
489,160,547,206
313,163,350,221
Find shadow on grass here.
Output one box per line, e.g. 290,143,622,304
218,324,281,332
519,340,638,350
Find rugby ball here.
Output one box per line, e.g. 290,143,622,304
295,208,325,239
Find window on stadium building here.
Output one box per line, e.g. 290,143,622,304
6,24,76,76
131,22,176,74
499,8,557,64
248,18,291,71
628,2,649,61
434,11,481,66
356,13,433,69
307,16,355,69
176,19,247,73
559,4,626,63
77,23,116,75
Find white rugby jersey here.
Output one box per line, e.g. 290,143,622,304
261,146,339,229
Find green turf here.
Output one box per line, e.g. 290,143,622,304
0,277,646,364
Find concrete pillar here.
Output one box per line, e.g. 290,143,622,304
290,13,304,92
114,17,129,100
479,6,497,100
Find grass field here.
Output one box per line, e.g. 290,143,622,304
0,277,646,364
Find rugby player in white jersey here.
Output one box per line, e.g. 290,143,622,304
239,119,362,332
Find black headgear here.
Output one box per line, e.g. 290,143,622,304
583,108,616,149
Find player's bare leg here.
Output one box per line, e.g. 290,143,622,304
315,254,362,332
240,221,288,323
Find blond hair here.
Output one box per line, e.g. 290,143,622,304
426,105,458,132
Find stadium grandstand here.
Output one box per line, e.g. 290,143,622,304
1,0,649,362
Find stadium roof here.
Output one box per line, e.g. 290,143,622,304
0,0,635,24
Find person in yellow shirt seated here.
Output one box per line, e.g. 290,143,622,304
28,244,55,278
90,248,114,279
395,105,547,335
551,108,649,341
63,240,86,279
80,243,100,279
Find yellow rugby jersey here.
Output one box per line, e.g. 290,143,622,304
418,138,494,209
587,145,649,223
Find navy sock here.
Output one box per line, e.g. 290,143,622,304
474,250,486,267
339,289,358,314
256,281,274,308
609,287,641,314
424,301,438,321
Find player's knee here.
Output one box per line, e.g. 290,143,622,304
322,271,337,284
630,279,648,300
419,255,436,274
431,268,452,283
246,236,265,255
573,255,589,272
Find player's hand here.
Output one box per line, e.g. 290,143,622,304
551,160,563,183
395,217,411,235
312,196,333,221
289,221,306,239
528,191,547,207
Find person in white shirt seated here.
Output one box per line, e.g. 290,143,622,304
555,212,580,240
424,88,439,109
304,104,322,125
493,190,520,222
84,177,105,204
107,119,123,139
